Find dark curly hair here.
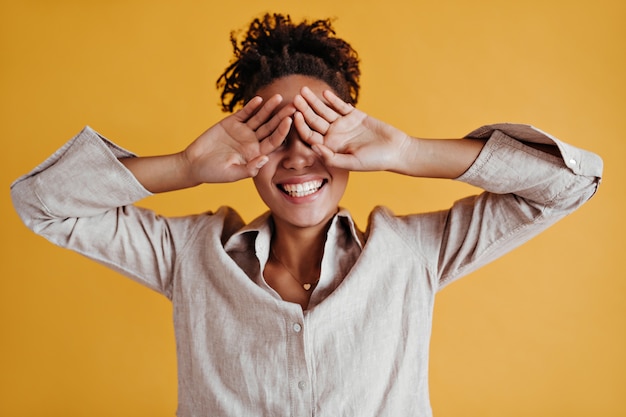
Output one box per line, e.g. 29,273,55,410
217,13,361,113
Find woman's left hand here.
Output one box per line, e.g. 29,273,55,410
292,87,410,172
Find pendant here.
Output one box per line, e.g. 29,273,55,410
303,283,312,291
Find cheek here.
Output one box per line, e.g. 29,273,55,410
252,175,268,195
330,170,349,197
336,169,350,186
252,163,278,199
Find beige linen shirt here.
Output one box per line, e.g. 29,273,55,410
11,124,602,416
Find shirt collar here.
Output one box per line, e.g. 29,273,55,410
223,208,364,255
334,208,364,249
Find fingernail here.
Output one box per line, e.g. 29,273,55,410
256,156,268,168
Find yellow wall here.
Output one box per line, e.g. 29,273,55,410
1,0,624,416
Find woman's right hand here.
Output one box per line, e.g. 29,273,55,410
184,94,294,184
120,95,293,193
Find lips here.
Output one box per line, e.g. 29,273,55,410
278,179,326,197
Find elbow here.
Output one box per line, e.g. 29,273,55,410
10,181,55,236
545,174,601,215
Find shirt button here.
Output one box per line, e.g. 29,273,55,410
568,158,577,166
298,381,307,390
292,323,302,333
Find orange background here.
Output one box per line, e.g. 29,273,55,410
1,0,624,416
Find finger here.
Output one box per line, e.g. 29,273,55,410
255,103,295,140
245,155,270,178
233,96,263,123
301,87,341,122
293,111,324,146
312,143,361,171
322,89,355,116
213,158,261,183
246,94,283,130
259,117,292,155
293,94,332,136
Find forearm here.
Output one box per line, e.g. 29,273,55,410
119,152,198,194
392,135,487,179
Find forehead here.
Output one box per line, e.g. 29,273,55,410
255,74,334,104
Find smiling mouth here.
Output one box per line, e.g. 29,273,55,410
278,179,326,197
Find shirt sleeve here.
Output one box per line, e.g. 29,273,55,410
434,123,603,289
10,127,197,298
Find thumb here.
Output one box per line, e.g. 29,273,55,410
246,155,269,177
312,143,359,170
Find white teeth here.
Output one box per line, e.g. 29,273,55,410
281,180,324,197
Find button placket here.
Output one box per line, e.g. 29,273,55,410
285,312,312,416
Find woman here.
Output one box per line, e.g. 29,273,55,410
11,13,602,417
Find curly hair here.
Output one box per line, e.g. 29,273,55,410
217,13,360,113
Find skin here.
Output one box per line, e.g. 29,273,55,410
120,74,487,309
253,76,350,308
253,77,350,241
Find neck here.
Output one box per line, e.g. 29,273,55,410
270,217,331,275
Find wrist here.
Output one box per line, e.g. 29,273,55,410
389,132,421,175
178,149,203,189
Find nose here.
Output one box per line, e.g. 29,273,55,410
281,134,316,170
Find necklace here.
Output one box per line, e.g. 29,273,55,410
270,247,319,291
